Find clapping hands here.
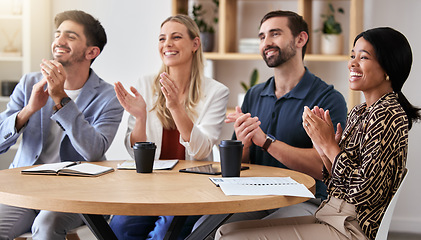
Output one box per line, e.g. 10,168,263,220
225,106,263,149
114,81,146,119
302,106,342,164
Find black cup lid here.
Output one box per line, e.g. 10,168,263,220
219,140,243,146
133,142,156,149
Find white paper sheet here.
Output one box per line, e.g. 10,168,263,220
117,160,178,170
210,177,315,198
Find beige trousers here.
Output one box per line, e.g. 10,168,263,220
215,196,368,240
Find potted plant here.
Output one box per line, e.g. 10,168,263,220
320,2,344,55
238,69,259,107
192,0,219,52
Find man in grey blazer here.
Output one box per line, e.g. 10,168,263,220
0,10,123,239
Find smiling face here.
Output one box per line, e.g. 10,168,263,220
158,21,199,69
52,20,89,67
258,17,297,68
348,37,392,103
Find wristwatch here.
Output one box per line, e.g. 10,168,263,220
262,134,276,152
53,97,71,112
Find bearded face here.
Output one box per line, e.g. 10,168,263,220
262,39,297,68
52,20,89,67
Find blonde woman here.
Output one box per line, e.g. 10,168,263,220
110,15,229,239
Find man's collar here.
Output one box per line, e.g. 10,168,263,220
261,67,314,99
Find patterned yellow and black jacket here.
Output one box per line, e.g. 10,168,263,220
326,92,408,240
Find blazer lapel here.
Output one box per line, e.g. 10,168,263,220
74,70,99,112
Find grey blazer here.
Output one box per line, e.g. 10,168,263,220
0,69,124,168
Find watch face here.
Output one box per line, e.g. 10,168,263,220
61,97,71,106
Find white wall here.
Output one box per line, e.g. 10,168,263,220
50,0,421,234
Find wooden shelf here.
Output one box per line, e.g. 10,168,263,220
172,0,364,109
0,96,11,102
204,52,261,60
203,52,350,61
0,56,23,62
226,108,235,115
0,0,52,78
0,14,23,20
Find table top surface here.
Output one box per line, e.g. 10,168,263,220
0,160,315,216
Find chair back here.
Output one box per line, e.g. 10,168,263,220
375,168,408,240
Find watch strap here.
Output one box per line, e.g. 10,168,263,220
53,97,71,112
53,103,62,112
262,134,275,152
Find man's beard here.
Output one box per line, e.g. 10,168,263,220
262,42,297,68
54,47,86,67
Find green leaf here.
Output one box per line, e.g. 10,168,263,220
328,3,335,13
240,82,249,92
318,2,345,34
250,69,259,87
191,2,219,33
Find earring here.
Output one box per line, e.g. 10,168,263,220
386,75,390,81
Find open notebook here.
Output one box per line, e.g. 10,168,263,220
21,162,114,177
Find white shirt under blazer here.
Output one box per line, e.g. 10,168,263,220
125,74,229,161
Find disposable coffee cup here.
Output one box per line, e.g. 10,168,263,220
219,140,243,177
133,142,156,173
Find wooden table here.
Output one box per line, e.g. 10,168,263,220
0,160,315,239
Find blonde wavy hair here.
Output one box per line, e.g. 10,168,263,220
151,14,205,129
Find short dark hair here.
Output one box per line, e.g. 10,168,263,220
260,10,309,59
354,27,420,129
55,10,107,61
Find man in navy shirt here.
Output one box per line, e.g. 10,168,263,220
225,10,347,219
192,10,347,235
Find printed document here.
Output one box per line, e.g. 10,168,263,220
210,177,314,198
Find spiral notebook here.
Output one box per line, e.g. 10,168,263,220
209,177,314,198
